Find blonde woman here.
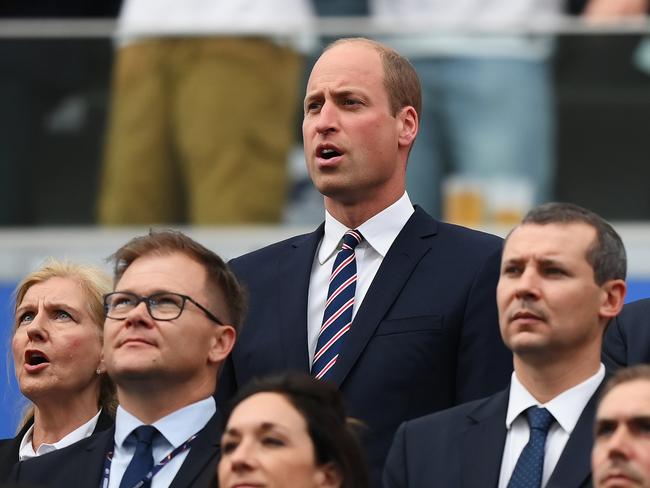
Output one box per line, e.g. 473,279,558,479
0,259,116,480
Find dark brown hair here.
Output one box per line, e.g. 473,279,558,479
222,372,370,488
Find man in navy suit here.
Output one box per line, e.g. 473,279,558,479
218,37,513,483
591,365,650,488
13,230,244,488
603,298,650,370
383,202,628,488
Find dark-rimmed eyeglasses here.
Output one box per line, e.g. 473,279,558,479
103,291,224,325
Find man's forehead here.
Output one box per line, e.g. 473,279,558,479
504,222,596,256
308,42,383,88
598,380,650,416
116,252,206,292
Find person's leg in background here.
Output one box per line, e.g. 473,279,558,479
98,40,184,225
176,37,302,224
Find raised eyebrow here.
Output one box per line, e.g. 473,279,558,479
629,416,650,427
594,418,617,431
501,257,524,268
304,92,323,106
537,258,565,268
15,304,35,315
222,427,241,438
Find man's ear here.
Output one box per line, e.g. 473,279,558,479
208,325,236,364
397,106,418,149
598,279,626,320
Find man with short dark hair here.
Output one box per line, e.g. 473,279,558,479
219,37,513,483
384,202,627,488
592,365,650,488
13,230,242,488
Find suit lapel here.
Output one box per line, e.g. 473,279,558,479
276,225,324,371
546,380,603,488
79,428,115,486
329,208,438,386
460,389,509,488
170,412,222,488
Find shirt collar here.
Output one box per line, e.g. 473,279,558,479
318,192,414,264
19,409,102,461
506,364,605,434
115,397,216,449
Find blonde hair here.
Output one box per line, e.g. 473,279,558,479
13,259,117,430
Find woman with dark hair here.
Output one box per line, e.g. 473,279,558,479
219,372,369,488
0,259,116,481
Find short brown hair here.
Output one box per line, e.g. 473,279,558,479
110,229,246,331
600,365,650,400
512,202,627,285
325,38,422,119
13,258,117,426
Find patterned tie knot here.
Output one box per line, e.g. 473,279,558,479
132,425,158,446
526,407,554,433
341,230,363,251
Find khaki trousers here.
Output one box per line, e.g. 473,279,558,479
99,37,302,224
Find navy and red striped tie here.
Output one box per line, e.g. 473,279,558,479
312,229,363,380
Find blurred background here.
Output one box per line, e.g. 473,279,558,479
0,0,648,435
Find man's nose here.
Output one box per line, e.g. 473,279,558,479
314,101,339,134
514,268,541,300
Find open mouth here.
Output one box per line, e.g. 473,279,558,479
25,350,50,366
317,145,342,160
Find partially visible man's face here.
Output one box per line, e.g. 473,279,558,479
103,252,227,388
302,41,413,210
497,222,607,360
592,379,650,488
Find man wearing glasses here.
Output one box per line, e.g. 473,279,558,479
12,230,244,488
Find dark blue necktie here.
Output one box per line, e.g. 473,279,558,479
312,229,363,380
507,407,555,488
120,425,158,488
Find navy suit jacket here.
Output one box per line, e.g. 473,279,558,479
0,409,113,483
11,411,221,488
383,384,601,488
219,206,513,483
602,298,650,370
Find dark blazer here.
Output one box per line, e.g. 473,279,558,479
11,411,221,488
0,409,113,483
602,298,650,370
383,384,601,488
218,206,513,483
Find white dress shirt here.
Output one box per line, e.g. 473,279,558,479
19,409,101,461
109,397,215,488
307,192,415,364
497,364,605,488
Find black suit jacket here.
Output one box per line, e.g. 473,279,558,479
383,383,601,488
218,206,513,483
602,298,650,370
12,411,221,488
0,409,113,483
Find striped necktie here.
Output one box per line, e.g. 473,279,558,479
312,229,363,380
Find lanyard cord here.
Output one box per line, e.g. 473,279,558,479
101,433,198,488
